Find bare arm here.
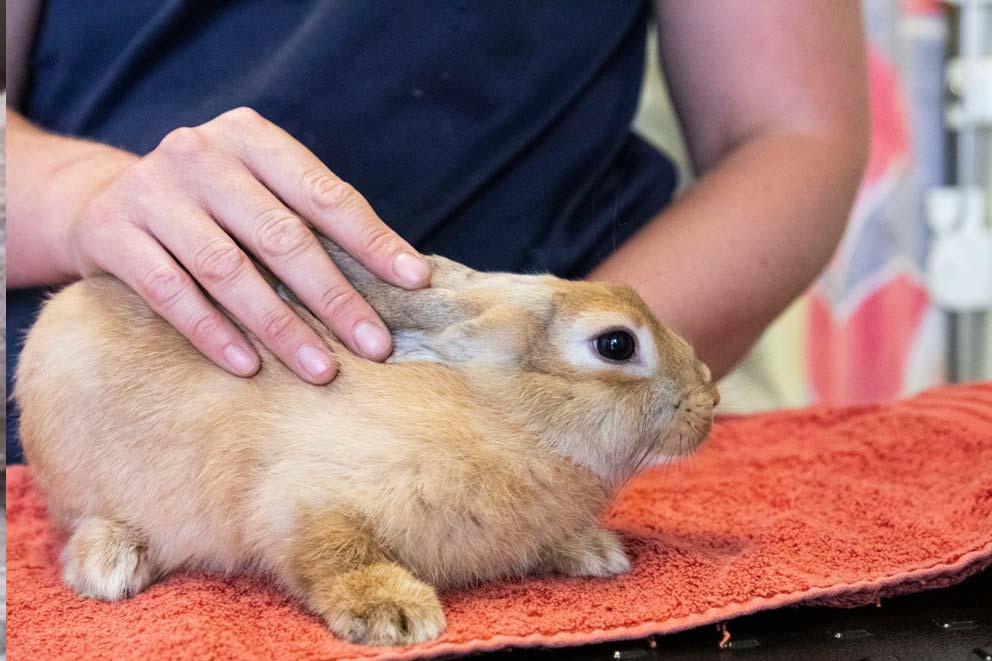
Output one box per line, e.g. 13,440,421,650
7,108,431,383
590,0,870,379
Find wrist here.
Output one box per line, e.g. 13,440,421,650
42,145,139,281
8,111,141,286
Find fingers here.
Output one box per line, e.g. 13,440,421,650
88,224,262,379
205,108,431,289
71,108,422,383
193,160,393,361
142,197,339,384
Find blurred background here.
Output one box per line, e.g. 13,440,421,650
636,0,992,412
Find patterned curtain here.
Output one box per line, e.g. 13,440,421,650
805,0,948,404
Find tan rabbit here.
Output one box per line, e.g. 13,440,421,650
15,239,718,646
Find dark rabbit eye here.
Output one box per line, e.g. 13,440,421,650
595,330,636,361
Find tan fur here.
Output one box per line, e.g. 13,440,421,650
318,563,446,645
15,243,717,645
61,517,155,601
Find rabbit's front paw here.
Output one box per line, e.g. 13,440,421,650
544,527,631,578
323,562,445,645
62,517,156,600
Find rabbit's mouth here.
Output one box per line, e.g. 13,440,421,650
659,384,718,457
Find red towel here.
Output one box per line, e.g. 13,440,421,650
8,383,992,660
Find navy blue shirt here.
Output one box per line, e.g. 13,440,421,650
8,1,679,462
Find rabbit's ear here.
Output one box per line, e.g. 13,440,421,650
277,237,537,365
279,236,481,334
312,237,476,333
388,303,532,364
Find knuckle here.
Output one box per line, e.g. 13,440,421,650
356,224,398,259
302,169,357,213
210,107,272,152
188,312,225,346
316,284,363,321
215,107,269,141
258,308,298,344
254,209,313,259
193,240,248,285
221,106,265,128
139,265,190,310
157,126,210,160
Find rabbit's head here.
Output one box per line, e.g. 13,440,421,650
311,241,719,489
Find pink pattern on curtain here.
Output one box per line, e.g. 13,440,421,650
806,1,946,404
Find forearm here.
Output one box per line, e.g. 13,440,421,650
589,129,865,379
7,110,138,287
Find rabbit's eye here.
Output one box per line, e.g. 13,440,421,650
595,330,636,361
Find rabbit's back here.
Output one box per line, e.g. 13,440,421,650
16,276,274,572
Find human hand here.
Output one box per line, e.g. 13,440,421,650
66,107,430,383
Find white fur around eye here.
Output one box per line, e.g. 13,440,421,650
562,316,659,377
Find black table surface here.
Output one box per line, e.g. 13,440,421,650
477,568,990,660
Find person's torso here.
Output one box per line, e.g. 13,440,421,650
26,0,677,276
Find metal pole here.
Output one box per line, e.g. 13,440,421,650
947,0,992,382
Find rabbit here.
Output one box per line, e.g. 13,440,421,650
15,238,719,646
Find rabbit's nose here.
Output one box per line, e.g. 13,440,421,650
709,383,721,407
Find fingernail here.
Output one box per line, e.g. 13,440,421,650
298,344,334,380
354,320,391,359
393,252,430,286
224,344,257,375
